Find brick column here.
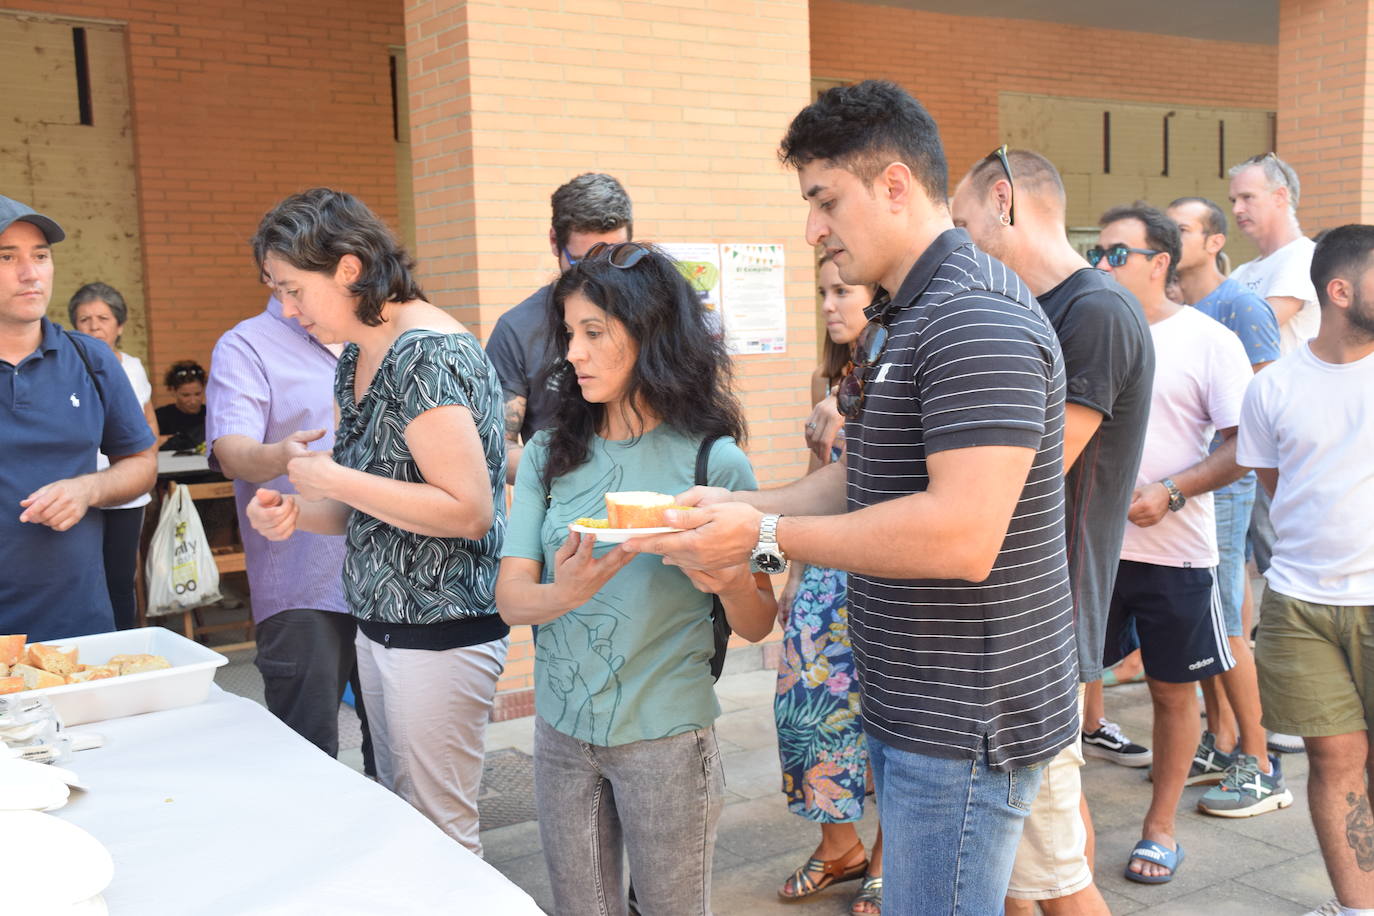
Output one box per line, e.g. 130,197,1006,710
1277,0,1374,228
403,0,815,704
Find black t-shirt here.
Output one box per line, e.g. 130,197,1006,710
156,403,206,450
484,284,561,443
1036,268,1154,681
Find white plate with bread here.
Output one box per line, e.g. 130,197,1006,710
569,491,698,545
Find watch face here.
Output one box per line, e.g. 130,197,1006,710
753,551,786,574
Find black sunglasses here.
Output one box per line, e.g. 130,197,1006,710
579,241,651,269
836,318,890,419
1085,244,1164,269
984,144,1015,227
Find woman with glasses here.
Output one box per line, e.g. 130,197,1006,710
68,282,158,629
245,188,509,855
156,360,207,451
496,242,777,915
775,254,884,915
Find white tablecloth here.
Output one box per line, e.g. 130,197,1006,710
56,687,543,915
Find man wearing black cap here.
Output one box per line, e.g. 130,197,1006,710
0,195,156,641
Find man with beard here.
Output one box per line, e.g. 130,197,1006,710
1238,225,1374,916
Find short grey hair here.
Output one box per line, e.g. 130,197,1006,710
551,173,633,250
68,281,129,327
1229,152,1301,219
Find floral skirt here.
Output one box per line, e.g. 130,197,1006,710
774,564,868,823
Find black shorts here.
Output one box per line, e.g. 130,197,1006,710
1103,560,1235,683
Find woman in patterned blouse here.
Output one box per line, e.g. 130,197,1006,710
246,188,509,856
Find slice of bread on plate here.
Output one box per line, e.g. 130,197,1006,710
26,644,78,678
107,654,171,676
605,492,675,528
0,676,25,695
0,636,25,668
11,665,64,690
67,666,119,683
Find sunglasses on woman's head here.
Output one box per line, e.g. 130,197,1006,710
836,319,889,419
579,242,652,269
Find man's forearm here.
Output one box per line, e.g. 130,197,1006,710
733,460,847,516
90,449,157,507
213,434,289,484
1172,434,1248,497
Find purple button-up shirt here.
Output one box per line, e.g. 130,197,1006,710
206,297,349,623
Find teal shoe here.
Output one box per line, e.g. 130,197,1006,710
1185,731,1235,786
1198,753,1295,818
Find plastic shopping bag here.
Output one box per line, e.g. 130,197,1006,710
144,484,222,616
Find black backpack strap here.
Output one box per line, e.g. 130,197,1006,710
64,328,106,408
696,434,730,681
695,435,724,487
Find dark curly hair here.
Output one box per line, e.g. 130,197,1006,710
164,359,206,390
251,188,424,327
542,245,746,486
780,80,948,204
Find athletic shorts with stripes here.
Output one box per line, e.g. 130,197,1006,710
1103,560,1235,683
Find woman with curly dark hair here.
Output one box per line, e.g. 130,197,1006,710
496,242,777,915
245,188,508,856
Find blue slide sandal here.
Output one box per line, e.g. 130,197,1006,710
1124,839,1185,884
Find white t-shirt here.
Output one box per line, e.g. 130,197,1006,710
1237,343,1374,604
1230,235,1319,356
1120,307,1253,568
96,352,154,510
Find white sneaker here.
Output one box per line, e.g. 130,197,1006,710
1302,899,1342,916
1267,730,1305,754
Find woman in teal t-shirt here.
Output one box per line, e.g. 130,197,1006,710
497,243,777,915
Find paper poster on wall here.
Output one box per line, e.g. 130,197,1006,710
660,242,724,337
720,243,787,354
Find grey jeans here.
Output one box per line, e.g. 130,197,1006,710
534,716,725,916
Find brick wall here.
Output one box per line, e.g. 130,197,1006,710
809,0,1279,199
405,0,816,700
22,0,405,404
1276,0,1374,228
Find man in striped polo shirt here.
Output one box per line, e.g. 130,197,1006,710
628,80,1079,914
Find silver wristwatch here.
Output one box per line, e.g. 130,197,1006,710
1161,477,1186,512
749,514,788,575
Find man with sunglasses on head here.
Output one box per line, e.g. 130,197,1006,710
1227,154,1320,758
1093,202,1276,884
626,81,1079,915
951,149,1152,916
486,173,633,483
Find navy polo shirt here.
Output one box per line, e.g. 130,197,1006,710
0,319,154,640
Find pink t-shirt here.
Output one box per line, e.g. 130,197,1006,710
1120,307,1253,569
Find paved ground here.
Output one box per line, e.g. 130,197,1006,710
215,645,1335,914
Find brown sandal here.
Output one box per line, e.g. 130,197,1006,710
778,841,869,901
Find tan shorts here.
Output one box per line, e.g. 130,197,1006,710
1006,684,1092,901
1255,589,1374,738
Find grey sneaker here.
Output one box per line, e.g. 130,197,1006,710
1198,753,1295,818
1185,731,1235,786
1082,718,1153,767
1267,730,1306,754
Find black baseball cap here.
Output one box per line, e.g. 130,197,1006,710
0,195,65,244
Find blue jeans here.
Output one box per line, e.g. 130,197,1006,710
868,734,1044,915
533,716,725,916
1214,472,1257,638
